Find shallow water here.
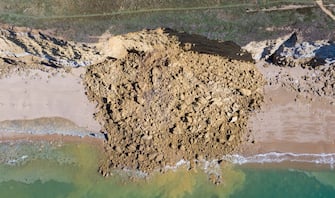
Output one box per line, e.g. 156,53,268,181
0,141,334,198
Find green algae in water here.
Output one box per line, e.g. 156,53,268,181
1,142,335,198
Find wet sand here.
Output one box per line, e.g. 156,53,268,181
0,132,104,149
0,67,104,147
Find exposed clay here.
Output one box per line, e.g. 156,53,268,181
84,28,265,175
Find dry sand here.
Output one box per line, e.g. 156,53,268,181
242,32,335,157
242,61,335,155
246,86,335,154
0,68,101,132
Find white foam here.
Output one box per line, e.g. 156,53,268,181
164,159,189,171
6,155,29,166
223,152,335,168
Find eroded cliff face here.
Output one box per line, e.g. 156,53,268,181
84,28,265,175
244,32,335,101
0,26,101,77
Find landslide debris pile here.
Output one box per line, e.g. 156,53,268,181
84,28,265,175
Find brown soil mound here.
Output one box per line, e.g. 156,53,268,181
84,28,265,175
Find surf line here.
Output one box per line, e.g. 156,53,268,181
223,152,335,168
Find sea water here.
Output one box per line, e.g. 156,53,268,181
0,141,335,198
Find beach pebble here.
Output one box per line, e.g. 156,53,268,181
155,154,164,162
114,146,122,153
239,88,252,96
141,135,153,141
228,135,235,142
196,154,204,161
127,144,137,152
229,116,238,123
178,145,185,151
137,154,145,161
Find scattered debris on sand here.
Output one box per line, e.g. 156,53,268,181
84,28,265,175
244,32,335,67
244,33,335,102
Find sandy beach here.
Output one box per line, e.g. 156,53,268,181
2,1,335,197
246,86,335,154
0,24,334,180
242,60,335,156
0,68,101,132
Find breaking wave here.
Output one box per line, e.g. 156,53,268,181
223,152,335,168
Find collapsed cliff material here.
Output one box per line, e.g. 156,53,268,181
84,28,265,174
0,26,101,72
243,33,335,101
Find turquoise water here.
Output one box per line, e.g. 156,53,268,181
1,169,335,198
231,169,335,198
0,141,335,198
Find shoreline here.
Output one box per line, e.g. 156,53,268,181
0,129,333,187
0,132,105,151
0,133,335,169
1,127,333,174
1,26,334,177
1,131,334,171
0,117,105,139
0,131,104,142
236,160,335,172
